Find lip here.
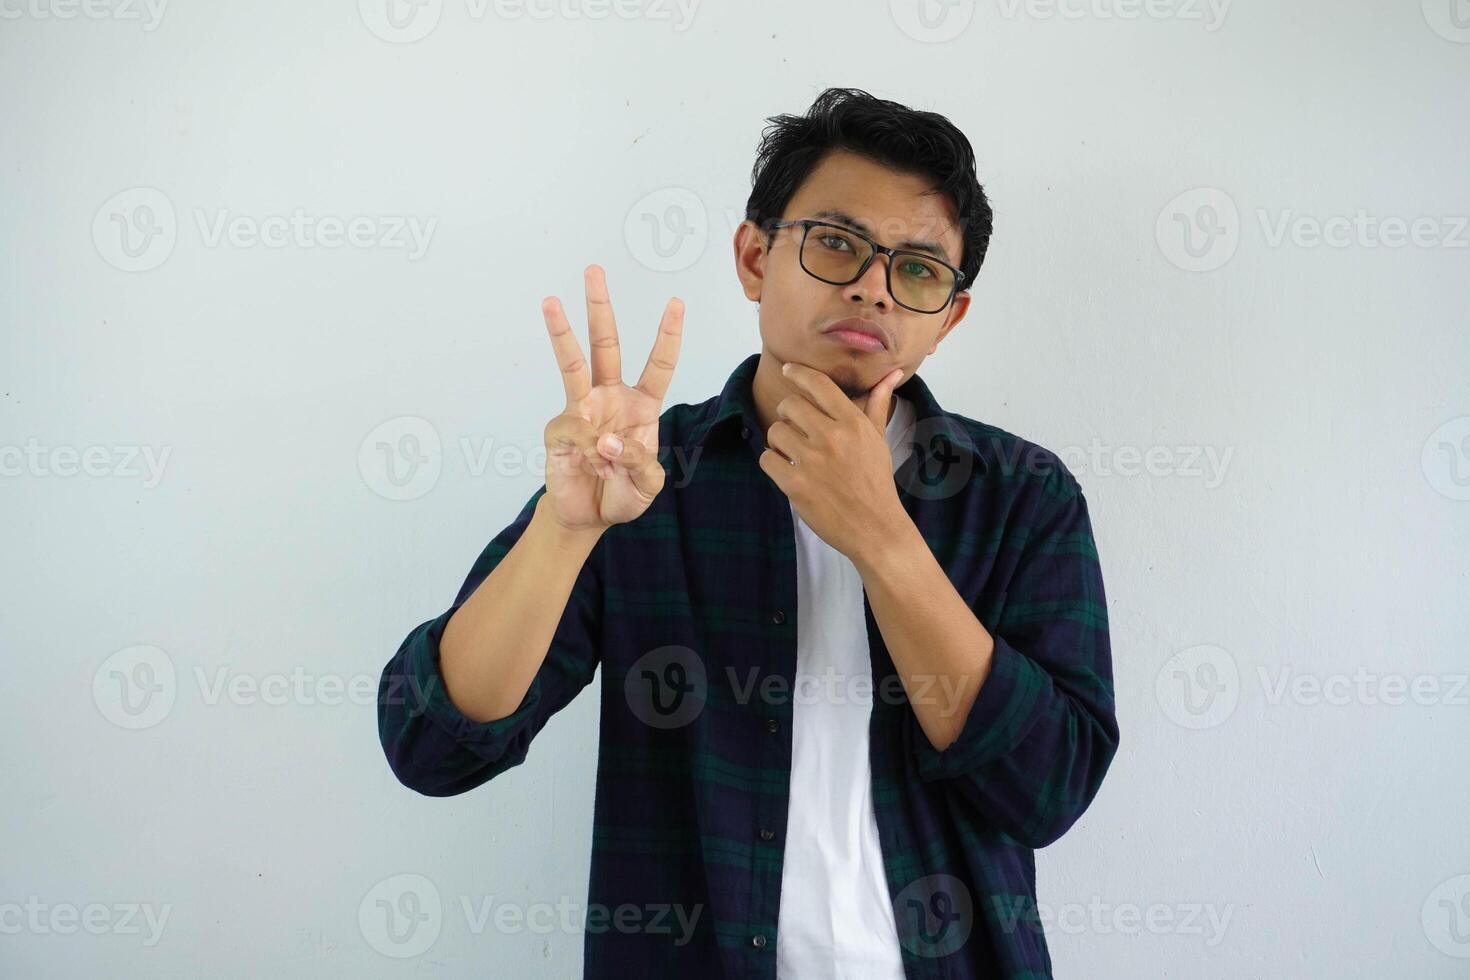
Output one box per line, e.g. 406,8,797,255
822,317,889,352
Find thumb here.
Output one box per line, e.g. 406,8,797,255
864,368,905,432
600,434,666,502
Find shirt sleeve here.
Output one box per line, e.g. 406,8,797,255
377,485,604,797
907,469,1119,849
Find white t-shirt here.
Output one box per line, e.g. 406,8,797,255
775,393,918,979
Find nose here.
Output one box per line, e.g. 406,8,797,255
845,253,893,310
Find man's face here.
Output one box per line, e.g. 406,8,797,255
735,148,972,399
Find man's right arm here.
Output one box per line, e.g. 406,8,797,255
378,264,682,796
439,493,605,723
376,488,607,797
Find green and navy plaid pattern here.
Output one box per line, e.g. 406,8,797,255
378,351,1119,978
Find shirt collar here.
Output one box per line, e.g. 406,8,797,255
688,352,987,475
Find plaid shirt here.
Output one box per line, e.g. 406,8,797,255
378,351,1119,979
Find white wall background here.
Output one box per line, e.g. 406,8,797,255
2,1,1467,977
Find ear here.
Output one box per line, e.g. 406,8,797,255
733,220,769,303
928,290,971,354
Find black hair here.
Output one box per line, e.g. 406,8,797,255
743,87,993,290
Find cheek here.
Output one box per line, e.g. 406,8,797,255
771,263,817,301
761,276,824,331
894,328,937,357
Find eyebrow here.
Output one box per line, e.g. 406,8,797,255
808,209,956,265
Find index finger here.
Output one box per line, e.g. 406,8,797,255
780,361,853,420
634,297,686,403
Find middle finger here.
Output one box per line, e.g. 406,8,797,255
584,264,623,387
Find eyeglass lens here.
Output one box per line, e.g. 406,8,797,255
800,224,955,313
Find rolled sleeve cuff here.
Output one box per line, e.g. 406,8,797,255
913,633,1051,780
403,606,545,753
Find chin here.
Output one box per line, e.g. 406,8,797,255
824,363,870,400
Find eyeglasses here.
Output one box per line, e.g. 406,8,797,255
768,218,966,315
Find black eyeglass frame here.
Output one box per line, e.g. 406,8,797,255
767,218,968,315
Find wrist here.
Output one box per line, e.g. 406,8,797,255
533,494,607,553
850,507,923,580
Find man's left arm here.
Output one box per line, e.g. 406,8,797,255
851,474,1119,850
761,362,1119,850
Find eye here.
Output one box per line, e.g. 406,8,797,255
899,259,935,279
817,233,854,252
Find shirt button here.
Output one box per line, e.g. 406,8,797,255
751,934,767,949
766,718,780,734
759,828,774,841
771,609,786,625
740,426,751,440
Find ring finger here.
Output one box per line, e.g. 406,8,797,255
765,420,804,466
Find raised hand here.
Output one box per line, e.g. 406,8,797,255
540,265,685,532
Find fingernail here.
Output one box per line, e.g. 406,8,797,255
604,434,623,456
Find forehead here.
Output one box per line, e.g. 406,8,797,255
781,148,963,264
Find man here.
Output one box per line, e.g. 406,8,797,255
378,87,1119,979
